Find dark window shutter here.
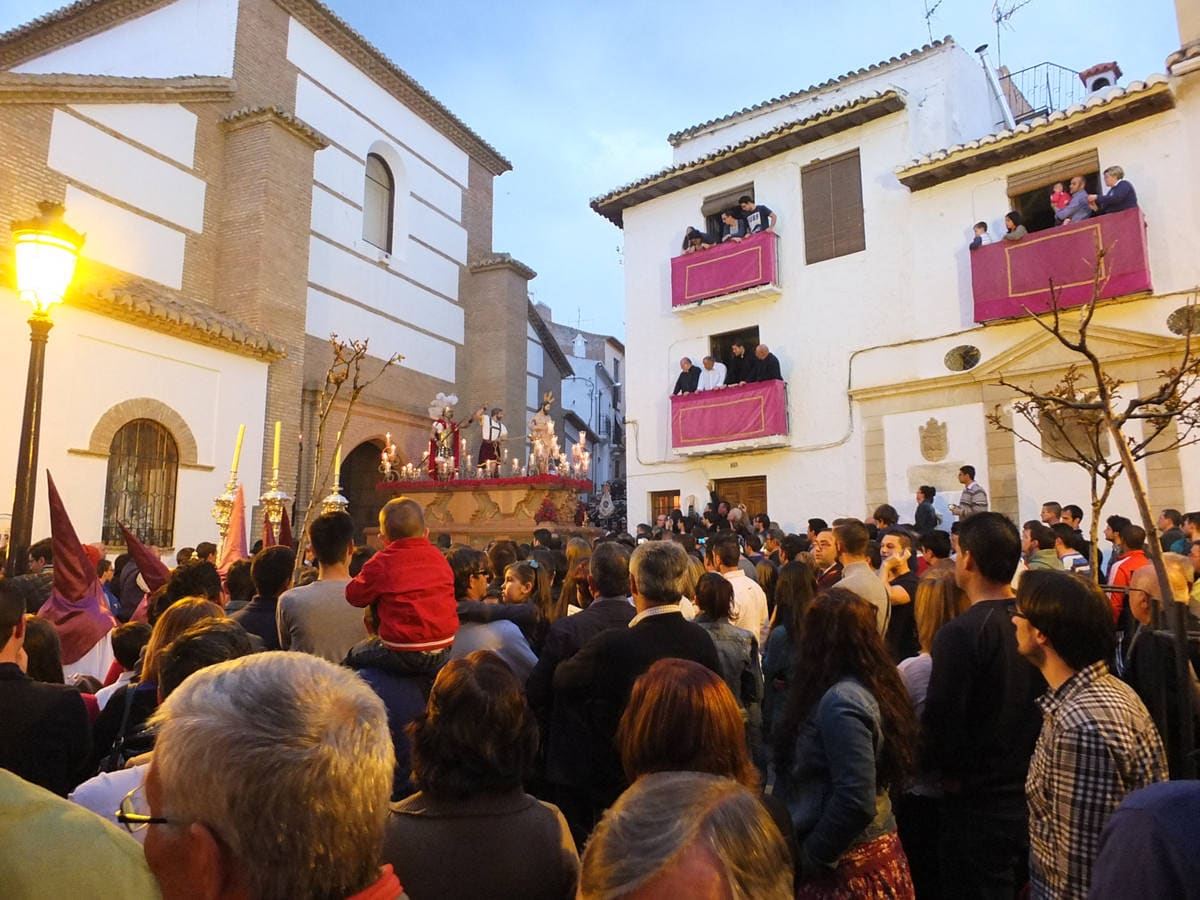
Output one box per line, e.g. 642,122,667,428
802,150,863,264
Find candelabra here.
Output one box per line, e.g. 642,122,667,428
211,475,237,540
320,483,349,515
380,431,400,481
259,475,290,530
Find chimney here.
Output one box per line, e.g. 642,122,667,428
1177,0,1200,55
534,301,554,324
1078,61,1122,93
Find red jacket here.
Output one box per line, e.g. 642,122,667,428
345,537,458,651
1109,549,1149,622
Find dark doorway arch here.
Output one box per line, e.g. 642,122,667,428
342,441,388,543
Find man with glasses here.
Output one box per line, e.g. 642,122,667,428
132,653,401,900
923,512,1044,899
1013,570,1166,899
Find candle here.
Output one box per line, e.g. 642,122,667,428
272,420,281,474
333,431,342,482
230,424,246,475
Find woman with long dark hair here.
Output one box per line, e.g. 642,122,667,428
773,589,918,897
762,561,817,741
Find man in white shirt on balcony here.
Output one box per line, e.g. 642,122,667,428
696,356,727,391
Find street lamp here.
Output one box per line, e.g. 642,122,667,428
6,202,84,576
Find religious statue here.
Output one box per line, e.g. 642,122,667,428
427,393,464,479
475,406,508,471
528,392,562,476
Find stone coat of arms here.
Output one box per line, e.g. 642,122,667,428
919,418,948,463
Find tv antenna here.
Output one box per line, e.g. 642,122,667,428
992,0,1034,67
922,0,945,43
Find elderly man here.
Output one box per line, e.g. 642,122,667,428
695,355,727,391
748,344,782,382
1015,570,1166,898
579,772,792,899
553,541,720,835
671,357,699,395
137,653,402,899
1088,165,1138,214
1055,174,1093,225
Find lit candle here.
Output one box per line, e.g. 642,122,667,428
230,423,246,475
333,431,342,482
272,420,281,474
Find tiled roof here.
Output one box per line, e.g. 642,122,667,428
0,0,512,175
63,271,286,360
470,252,537,281
895,76,1174,190
221,105,329,149
0,72,234,103
1167,43,1200,71
666,36,952,146
592,91,905,226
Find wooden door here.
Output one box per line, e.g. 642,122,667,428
713,476,768,517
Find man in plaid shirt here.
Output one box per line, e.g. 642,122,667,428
1013,569,1168,899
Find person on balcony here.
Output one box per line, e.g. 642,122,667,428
748,345,782,383
720,211,747,243
1089,165,1138,215
673,358,700,395
737,196,776,234
1054,174,1092,225
723,341,751,386
1003,210,1028,241
696,356,727,391
968,221,993,250
681,226,712,254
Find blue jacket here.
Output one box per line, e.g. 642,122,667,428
776,677,895,872
1096,179,1138,214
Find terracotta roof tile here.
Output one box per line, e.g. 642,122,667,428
666,36,952,146
221,105,329,149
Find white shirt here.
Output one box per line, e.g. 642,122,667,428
69,764,149,842
629,603,682,627
94,669,135,711
480,415,508,443
721,569,769,646
696,362,727,391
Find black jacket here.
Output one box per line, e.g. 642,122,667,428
748,352,782,382
0,663,90,796
672,367,700,395
724,354,751,385
553,611,719,807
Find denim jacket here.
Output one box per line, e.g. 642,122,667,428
776,677,895,872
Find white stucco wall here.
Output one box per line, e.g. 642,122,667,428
671,42,1003,167
0,292,268,550
287,18,472,384
13,0,238,78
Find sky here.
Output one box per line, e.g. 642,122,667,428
0,0,1183,340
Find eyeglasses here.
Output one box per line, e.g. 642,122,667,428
471,570,490,578
116,783,171,833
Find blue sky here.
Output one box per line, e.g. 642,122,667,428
0,0,1183,339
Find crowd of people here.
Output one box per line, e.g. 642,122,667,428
969,165,1138,249
681,194,777,253
2,472,1200,898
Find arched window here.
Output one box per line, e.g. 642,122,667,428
363,152,395,252
101,419,179,547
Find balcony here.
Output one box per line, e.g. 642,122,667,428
970,208,1152,324
670,380,789,456
670,231,780,313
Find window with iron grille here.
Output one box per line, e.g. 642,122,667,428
102,419,178,548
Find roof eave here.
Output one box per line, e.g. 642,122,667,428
592,92,906,228
896,80,1175,191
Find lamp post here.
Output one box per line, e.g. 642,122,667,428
6,202,84,577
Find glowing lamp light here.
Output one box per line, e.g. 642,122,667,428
11,202,85,314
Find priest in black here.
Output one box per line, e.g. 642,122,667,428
672,357,700,394
748,344,783,382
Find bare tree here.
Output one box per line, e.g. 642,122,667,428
293,335,402,581
988,241,1200,776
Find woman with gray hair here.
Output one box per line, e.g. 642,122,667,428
580,771,792,899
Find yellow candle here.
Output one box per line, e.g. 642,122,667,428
334,431,343,481
230,424,246,475
272,420,281,473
